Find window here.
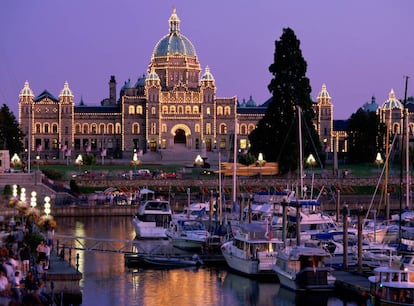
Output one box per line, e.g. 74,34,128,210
248,124,255,133
240,124,247,135
99,124,105,134
75,124,81,134
107,124,114,134
151,122,157,135
206,123,211,135
52,123,58,134
132,123,140,134
115,123,121,134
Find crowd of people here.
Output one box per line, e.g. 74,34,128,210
0,222,54,305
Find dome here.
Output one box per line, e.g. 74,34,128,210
362,96,379,112
147,67,160,81
201,66,214,81
152,8,197,57
245,95,256,107
19,81,34,97
121,79,133,91
382,89,403,110
135,74,146,87
317,84,331,99
59,81,73,97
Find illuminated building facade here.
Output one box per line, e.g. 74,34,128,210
18,9,345,162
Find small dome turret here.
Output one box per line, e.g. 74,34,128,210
59,81,73,98
19,81,34,97
201,66,215,81
382,89,403,110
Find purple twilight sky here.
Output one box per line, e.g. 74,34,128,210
0,0,413,120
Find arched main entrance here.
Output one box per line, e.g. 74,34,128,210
174,129,186,144
171,124,191,147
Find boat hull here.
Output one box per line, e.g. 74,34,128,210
133,218,168,239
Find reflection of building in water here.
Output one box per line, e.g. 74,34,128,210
223,272,279,305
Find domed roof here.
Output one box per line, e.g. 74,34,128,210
152,8,197,57
317,84,331,99
362,96,379,112
382,89,403,110
121,79,133,91
135,74,146,87
19,81,34,97
245,95,256,107
147,67,160,81
59,81,73,97
201,66,214,81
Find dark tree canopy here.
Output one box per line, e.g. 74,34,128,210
347,108,385,163
0,104,25,154
249,28,322,174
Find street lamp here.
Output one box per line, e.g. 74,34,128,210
44,196,51,216
75,154,83,172
36,154,40,171
194,154,204,178
30,191,37,209
306,154,317,199
375,152,383,174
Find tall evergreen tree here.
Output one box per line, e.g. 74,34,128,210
249,28,322,174
0,104,25,154
347,108,385,163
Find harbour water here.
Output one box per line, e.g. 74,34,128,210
55,216,368,306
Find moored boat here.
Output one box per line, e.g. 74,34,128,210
272,245,335,291
369,264,414,305
133,199,172,239
221,223,284,279
166,219,211,251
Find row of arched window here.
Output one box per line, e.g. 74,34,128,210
128,105,234,116
34,121,255,136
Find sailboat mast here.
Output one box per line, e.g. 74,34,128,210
297,105,304,198
404,76,410,210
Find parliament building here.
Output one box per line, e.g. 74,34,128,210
18,9,344,163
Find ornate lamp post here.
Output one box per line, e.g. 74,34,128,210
30,191,37,209
44,196,51,216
